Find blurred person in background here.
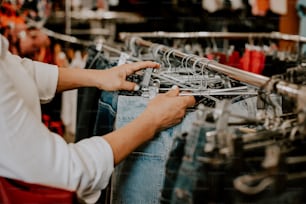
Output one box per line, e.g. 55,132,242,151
0,0,51,59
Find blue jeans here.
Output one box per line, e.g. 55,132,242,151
93,91,119,136
76,45,117,141
160,132,188,204
110,96,261,204
93,63,143,136
110,96,196,204
170,122,215,204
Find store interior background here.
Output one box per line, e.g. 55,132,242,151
6,0,302,141
46,0,300,46
44,0,303,77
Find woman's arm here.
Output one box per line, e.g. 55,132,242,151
56,61,160,92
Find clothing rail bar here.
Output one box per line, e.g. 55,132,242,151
42,28,142,61
122,37,306,104
119,31,306,43
131,37,269,86
42,28,92,46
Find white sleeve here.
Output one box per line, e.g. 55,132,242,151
19,56,59,104
0,65,114,202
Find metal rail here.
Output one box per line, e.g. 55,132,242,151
121,37,306,106
119,31,306,43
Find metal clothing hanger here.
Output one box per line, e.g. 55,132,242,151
147,45,259,98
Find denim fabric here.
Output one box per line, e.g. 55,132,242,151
229,96,257,123
160,132,188,204
93,69,144,136
111,95,261,204
110,95,196,204
171,124,215,204
76,45,117,142
93,91,119,136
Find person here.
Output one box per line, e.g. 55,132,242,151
0,0,51,59
1,22,51,59
0,27,195,204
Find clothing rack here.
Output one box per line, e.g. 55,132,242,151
42,27,141,61
43,27,306,128
42,27,306,54
119,31,306,43
43,27,306,102
42,28,91,46
121,36,306,115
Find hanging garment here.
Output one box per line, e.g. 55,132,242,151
93,91,119,136
167,104,305,203
110,95,260,204
170,126,219,204
110,95,197,204
230,0,244,10
256,0,270,16
262,55,298,77
227,50,241,68
270,0,287,15
160,132,188,204
61,51,86,136
202,0,224,13
92,56,142,136
171,128,306,203
249,0,270,16
81,0,96,9
239,46,266,74
75,45,117,142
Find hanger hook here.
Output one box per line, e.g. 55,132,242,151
151,44,164,61
191,56,203,89
129,36,141,57
200,59,209,89
162,48,175,71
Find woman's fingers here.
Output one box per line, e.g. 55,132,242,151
124,61,160,75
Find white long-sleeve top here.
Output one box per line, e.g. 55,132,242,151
0,35,114,203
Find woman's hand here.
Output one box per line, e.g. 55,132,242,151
103,85,195,164
94,61,160,91
141,86,196,134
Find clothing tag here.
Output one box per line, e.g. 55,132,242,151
118,53,130,65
